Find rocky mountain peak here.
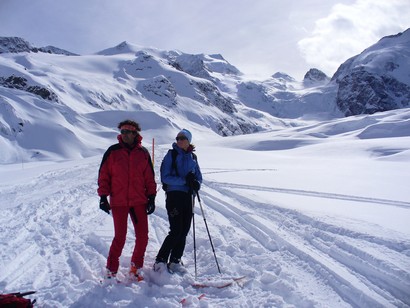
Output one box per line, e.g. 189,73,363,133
303,68,329,85
0,36,77,55
332,28,410,116
0,37,32,53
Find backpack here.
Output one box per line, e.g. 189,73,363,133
161,149,197,191
0,291,36,307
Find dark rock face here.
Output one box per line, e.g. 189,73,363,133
332,29,410,116
0,36,77,55
0,37,32,53
336,69,410,116
303,68,329,83
0,76,58,100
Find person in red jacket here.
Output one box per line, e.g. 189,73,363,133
98,119,157,281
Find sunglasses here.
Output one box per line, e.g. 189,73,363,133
176,136,188,141
121,129,138,135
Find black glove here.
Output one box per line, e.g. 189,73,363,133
185,172,195,188
99,196,110,214
192,180,200,192
146,195,156,215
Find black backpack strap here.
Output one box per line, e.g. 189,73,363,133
161,149,177,191
162,149,198,192
171,149,179,176
170,149,197,175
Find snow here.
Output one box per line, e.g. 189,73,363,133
1,108,410,307
1,37,410,307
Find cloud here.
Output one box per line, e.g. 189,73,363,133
298,0,410,77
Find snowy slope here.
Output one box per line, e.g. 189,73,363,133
2,30,410,164
1,108,409,307
0,39,293,163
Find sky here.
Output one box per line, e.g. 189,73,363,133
1,0,410,80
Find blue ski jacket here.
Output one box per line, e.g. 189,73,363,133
160,143,202,193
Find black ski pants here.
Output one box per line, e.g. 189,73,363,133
156,191,193,263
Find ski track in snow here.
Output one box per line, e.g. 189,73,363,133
0,157,409,307
206,180,410,209
200,182,410,307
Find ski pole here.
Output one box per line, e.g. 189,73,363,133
192,193,198,279
195,190,221,274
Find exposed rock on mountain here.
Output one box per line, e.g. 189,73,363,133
171,53,241,79
0,37,32,53
0,75,58,100
336,70,410,116
303,68,329,85
0,36,77,55
332,29,410,116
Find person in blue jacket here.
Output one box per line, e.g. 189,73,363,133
154,128,202,274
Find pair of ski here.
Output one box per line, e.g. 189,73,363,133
154,262,247,289
100,270,247,292
191,275,247,289
179,276,247,305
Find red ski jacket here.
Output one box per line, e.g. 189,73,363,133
98,135,157,207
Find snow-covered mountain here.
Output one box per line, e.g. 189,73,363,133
1,35,410,307
332,28,410,116
0,29,409,163
0,36,78,56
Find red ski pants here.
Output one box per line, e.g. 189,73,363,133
106,206,148,272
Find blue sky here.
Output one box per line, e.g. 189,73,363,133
1,0,409,80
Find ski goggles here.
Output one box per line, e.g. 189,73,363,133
120,124,138,135
121,129,138,135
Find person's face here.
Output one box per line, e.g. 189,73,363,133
176,134,189,150
121,128,138,145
